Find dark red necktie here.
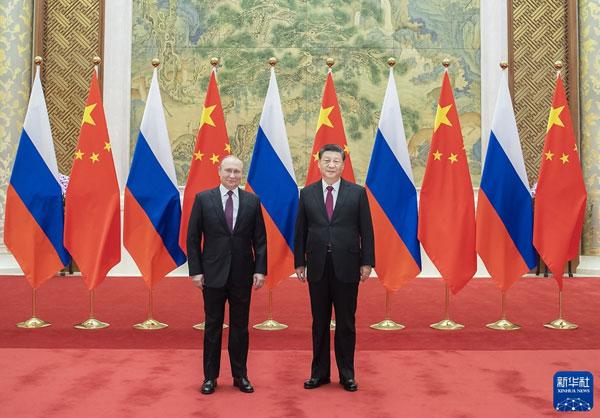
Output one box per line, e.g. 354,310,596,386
225,190,234,232
325,186,334,220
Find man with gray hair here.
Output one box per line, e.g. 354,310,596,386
187,155,267,395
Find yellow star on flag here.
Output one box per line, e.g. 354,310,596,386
546,105,565,133
433,150,442,160
210,153,220,165
544,150,554,161
343,144,350,155
103,142,111,152
448,153,458,164
81,103,97,126
574,143,578,152
90,152,100,163
317,106,334,130
313,152,319,162
224,143,231,153
194,150,204,161
560,153,569,164
434,104,452,132
200,105,217,128
74,149,84,160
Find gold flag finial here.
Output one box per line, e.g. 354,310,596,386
151,58,160,68
387,57,396,67
442,58,450,68
210,57,219,67
500,61,508,70
93,56,102,65
326,57,335,68
34,56,43,65
554,60,563,70
268,57,277,67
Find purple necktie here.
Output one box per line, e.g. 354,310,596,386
325,186,334,220
225,190,234,232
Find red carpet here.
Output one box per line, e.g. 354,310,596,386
1,276,599,417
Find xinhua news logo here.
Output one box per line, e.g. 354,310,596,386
554,371,594,412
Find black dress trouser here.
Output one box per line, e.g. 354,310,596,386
202,277,252,380
308,253,359,381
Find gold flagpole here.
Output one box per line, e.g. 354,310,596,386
486,291,520,330
134,287,168,330
17,287,51,328
371,289,404,330
74,289,109,329
544,289,578,329
254,288,288,330
430,283,464,330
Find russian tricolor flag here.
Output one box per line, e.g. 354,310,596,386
124,67,186,288
4,66,69,288
476,70,536,291
247,66,298,289
366,67,421,291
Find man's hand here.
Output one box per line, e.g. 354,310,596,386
360,265,372,282
253,273,265,290
191,274,204,288
295,266,306,283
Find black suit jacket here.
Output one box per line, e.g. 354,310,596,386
294,179,375,283
187,187,267,288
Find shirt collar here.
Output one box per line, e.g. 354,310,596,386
219,184,239,197
322,179,341,193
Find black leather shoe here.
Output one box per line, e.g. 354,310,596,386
340,378,358,392
200,379,217,394
303,377,331,389
233,376,254,393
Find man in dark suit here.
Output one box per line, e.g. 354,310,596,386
187,155,267,395
294,144,375,392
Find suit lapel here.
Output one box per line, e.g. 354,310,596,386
331,178,348,221
309,181,329,222
210,187,230,233
233,188,246,233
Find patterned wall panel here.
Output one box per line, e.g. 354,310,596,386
511,0,571,186
0,0,33,250
579,0,600,255
40,0,102,175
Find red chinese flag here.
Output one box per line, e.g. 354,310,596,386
64,71,121,290
533,74,587,289
418,71,476,294
179,68,231,252
305,70,355,185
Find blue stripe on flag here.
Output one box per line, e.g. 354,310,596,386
126,133,186,266
9,129,70,265
366,130,421,267
481,131,536,268
247,126,298,250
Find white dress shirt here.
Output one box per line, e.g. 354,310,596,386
321,179,341,208
219,184,239,229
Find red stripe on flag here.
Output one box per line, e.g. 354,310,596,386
124,189,178,288
476,192,530,291
4,185,64,288
367,188,420,291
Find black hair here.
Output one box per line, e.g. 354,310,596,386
318,143,345,161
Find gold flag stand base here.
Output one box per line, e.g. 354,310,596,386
486,318,520,331
371,319,404,331
17,289,50,328
254,289,287,331
133,318,168,330
17,316,51,329
544,290,578,330
133,289,168,330
430,319,464,330
371,291,404,330
544,318,578,330
253,319,288,330
430,284,463,330
74,290,109,329
74,318,110,329
330,319,336,330
193,322,228,330
486,292,520,330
